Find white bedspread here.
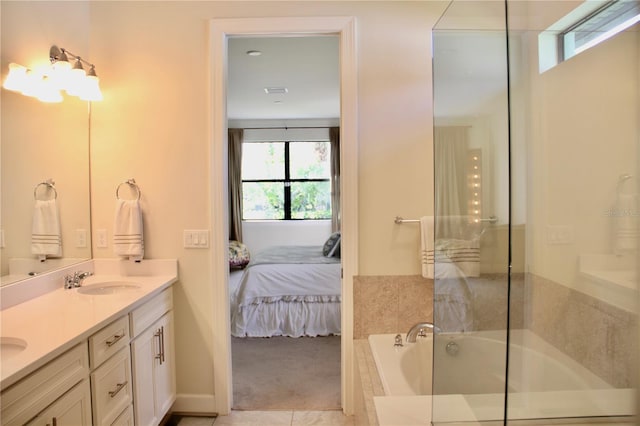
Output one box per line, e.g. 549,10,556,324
230,246,342,338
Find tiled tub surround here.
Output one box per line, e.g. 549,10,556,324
353,272,636,424
0,258,178,388
525,273,638,389
353,275,434,339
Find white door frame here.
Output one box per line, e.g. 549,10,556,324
209,17,358,416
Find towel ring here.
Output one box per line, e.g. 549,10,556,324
34,180,57,201
116,179,141,201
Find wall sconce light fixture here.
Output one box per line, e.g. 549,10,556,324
2,45,102,103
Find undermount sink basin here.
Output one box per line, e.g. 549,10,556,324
1,337,28,359
77,281,141,295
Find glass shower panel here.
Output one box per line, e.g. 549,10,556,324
431,2,511,423
506,1,639,422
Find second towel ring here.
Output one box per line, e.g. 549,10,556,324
34,180,57,201
116,179,141,201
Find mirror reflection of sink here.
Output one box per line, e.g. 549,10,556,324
77,281,141,295
1,337,28,359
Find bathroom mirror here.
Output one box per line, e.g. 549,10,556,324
0,90,92,286
0,1,92,286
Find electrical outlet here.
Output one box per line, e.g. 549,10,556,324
76,229,87,248
96,229,108,248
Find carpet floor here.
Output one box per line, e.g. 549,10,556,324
231,335,341,411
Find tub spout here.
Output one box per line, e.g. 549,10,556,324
406,322,438,343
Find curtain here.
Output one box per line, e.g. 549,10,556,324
228,128,244,242
329,127,341,232
434,126,469,239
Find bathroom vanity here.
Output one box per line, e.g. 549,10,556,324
0,259,178,426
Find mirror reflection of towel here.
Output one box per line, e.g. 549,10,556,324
31,199,62,260
114,199,144,261
614,193,638,254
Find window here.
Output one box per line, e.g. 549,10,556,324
560,0,640,61
242,141,332,220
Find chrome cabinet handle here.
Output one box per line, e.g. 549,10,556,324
154,329,162,362
160,326,165,364
106,333,124,347
108,381,128,398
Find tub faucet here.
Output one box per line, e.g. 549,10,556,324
64,271,93,289
406,322,438,343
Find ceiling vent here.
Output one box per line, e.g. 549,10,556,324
264,87,288,95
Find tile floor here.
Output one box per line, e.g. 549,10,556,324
172,412,635,426
173,410,354,426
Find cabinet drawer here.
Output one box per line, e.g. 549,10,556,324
91,347,132,426
89,316,130,368
112,404,134,426
1,342,89,426
130,288,172,337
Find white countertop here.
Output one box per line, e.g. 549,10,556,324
1,259,178,389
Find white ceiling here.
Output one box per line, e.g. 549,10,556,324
227,36,340,121
225,32,507,122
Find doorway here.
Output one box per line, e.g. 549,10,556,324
209,17,358,416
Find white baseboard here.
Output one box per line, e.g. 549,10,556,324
171,394,217,415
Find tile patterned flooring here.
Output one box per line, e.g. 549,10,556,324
173,412,636,426
173,410,354,426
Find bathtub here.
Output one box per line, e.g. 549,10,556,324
369,330,635,424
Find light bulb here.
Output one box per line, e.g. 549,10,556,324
3,63,28,92
66,58,86,96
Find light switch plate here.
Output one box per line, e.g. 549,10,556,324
184,230,209,248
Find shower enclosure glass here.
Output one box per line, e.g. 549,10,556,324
432,1,639,424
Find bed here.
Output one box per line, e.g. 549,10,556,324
229,244,341,338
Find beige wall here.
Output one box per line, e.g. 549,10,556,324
86,1,446,407
526,27,639,289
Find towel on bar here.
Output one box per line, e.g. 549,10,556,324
420,216,435,279
31,199,62,260
434,238,480,277
613,193,638,254
421,215,481,279
114,199,144,261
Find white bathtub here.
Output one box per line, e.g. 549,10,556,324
369,330,635,424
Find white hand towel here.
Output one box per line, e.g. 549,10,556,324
420,216,434,279
31,199,62,260
114,199,144,261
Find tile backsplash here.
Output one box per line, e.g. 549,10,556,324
353,275,433,339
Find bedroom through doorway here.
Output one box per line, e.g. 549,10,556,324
225,35,342,411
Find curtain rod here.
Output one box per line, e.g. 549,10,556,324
235,126,337,130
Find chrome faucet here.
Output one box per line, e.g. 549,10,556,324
64,271,93,289
406,322,439,343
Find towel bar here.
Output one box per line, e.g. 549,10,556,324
394,215,498,224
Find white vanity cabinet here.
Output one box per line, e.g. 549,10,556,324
130,288,175,426
1,343,90,426
27,380,93,426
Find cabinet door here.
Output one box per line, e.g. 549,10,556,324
27,380,92,426
131,323,159,426
131,311,176,426
155,312,176,419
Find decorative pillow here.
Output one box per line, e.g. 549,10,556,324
229,240,250,269
322,232,341,258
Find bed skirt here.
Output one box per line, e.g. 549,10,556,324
231,296,341,338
